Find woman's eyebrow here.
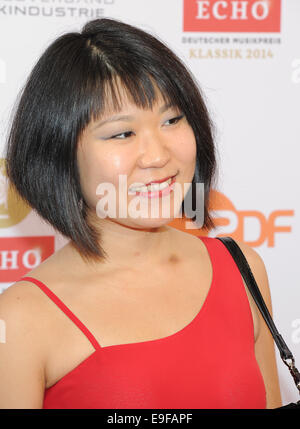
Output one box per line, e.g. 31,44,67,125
92,103,176,131
92,114,134,130
159,102,175,114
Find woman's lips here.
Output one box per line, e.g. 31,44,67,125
144,174,175,186
128,175,177,198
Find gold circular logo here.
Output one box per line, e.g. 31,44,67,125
0,158,31,228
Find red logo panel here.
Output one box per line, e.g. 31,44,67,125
183,0,281,32
0,236,54,283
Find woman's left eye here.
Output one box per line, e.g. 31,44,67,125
164,114,184,126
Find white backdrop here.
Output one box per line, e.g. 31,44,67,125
0,0,299,406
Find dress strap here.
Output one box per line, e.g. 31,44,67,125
20,276,101,351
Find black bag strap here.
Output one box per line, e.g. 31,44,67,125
216,236,300,395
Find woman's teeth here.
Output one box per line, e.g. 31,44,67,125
129,177,173,193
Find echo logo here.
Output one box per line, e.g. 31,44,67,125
0,58,6,84
183,0,281,33
168,190,294,247
291,59,300,84
0,236,54,283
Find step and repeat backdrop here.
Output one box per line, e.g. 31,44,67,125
0,0,299,405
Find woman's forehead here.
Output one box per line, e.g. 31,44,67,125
93,79,171,120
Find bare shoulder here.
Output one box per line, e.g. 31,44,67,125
0,280,48,408
235,240,266,271
234,240,273,314
0,242,80,350
0,281,45,356
0,279,50,330
0,243,78,408
234,240,282,408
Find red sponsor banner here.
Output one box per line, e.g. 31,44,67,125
183,0,281,33
0,236,54,283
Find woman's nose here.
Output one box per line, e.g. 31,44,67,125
137,132,170,169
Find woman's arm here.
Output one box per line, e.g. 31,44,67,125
236,241,282,409
0,282,46,409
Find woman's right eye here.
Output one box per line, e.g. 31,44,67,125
109,131,134,140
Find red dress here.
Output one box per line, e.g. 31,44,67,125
20,236,266,409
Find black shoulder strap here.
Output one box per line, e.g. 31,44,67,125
216,236,300,394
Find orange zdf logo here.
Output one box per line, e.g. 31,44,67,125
183,0,281,32
168,190,294,247
208,190,293,247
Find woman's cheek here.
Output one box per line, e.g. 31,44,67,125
88,153,131,208
77,151,105,208
174,129,197,165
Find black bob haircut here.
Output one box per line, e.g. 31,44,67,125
6,18,217,260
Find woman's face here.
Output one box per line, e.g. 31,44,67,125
77,85,197,230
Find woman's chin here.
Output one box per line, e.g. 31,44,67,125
104,215,178,231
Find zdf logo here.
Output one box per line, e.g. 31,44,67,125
168,190,294,247
207,190,293,247
0,159,31,228
183,0,281,33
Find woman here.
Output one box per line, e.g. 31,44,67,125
0,18,281,409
